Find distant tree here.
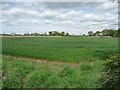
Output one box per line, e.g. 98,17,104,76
34,33,40,36
27,33,30,36
24,33,26,36
101,29,118,37
82,34,86,36
24,32,30,36
60,31,65,36
30,33,34,36
118,28,120,37
44,33,47,36
105,29,116,37
66,33,69,36
11,32,16,35
108,30,114,36
95,31,101,36
49,31,52,36
41,34,44,36
52,31,60,36
88,31,93,36
101,29,108,36
113,30,118,37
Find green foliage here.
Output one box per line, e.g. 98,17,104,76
26,69,60,88
88,31,93,36
2,56,103,88
2,58,35,88
2,37,118,62
48,31,65,36
88,29,119,37
78,60,103,88
2,37,118,88
80,62,93,71
60,32,65,36
58,66,75,78
57,66,78,88
100,53,120,88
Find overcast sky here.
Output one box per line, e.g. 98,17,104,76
1,2,118,35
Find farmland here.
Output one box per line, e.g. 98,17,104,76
2,36,118,62
2,36,118,88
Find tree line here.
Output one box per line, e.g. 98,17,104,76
88,28,120,37
23,31,69,36
1,31,69,36
2,28,120,37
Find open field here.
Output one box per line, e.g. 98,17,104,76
2,36,118,62
2,36,118,88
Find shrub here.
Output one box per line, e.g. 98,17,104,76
100,53,120,88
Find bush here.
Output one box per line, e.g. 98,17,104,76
100,53,120,88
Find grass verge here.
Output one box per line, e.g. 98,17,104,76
2,55,103,88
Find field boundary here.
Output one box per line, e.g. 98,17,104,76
2,55,82,67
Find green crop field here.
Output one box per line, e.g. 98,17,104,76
2,36,118,88
2,37,118,62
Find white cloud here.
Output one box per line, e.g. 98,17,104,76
60,20,72,24
3,18,40,26
44,20,55,24
1,0,108,2
1,19,7,23
2,2,118,34
2,7,40,17
17,18,39,24
41,9,59,18
66,10,79,16
101,3,117,10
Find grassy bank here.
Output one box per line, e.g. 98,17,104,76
2,56,103,88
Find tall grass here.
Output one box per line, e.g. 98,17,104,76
2,56,103,88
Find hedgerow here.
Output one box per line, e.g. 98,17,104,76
100,53,120,88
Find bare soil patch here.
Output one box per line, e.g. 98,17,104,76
3,55,81,68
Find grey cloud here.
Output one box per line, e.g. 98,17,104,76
1,2,118,34
43,2,103,11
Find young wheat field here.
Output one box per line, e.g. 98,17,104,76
2,36,118,88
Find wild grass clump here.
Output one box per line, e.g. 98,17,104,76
26,68,60,88
25,65,78,88
57,66,78,88
2,58,35,88
58,66,75,78
80,62,93,71
78,60,103,88
2,56,103,88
